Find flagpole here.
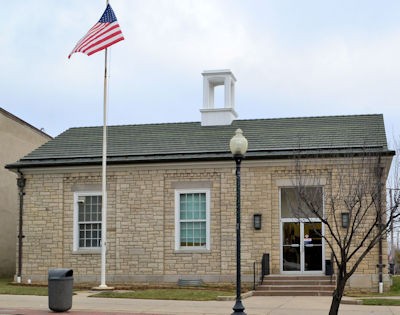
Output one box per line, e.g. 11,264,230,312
99,47,109,289
99,0,110,290
69,0,123,290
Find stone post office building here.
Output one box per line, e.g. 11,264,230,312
6,71,394,291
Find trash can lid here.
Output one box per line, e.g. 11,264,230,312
48,268,73,279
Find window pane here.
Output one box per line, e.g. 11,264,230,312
180,225,187,241
193,194,199,212
180,194,186,209
180,209,186,220
187,194,193,210
281,187,322,218
78,203,84,221
199,222,206,244
200,199,206,219
193,225,200,238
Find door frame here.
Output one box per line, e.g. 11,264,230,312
280,218,325,275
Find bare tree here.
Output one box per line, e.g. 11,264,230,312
388,137,400,270
288,150,400,315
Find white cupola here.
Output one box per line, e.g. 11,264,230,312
200,69,238,126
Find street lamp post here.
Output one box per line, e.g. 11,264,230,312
230,128,248,315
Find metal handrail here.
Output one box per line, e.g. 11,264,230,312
253,261,257,290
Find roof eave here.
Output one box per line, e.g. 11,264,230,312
6,148,395,170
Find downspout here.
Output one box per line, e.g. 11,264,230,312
16,170,26,283
378,218,383,293
377,163,384,294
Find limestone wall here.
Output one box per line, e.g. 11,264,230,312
19,157,390,290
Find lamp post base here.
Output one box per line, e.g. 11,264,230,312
232,300,246,315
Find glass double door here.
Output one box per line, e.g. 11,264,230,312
282,221,323,273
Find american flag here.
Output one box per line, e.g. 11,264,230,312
68,4,124,58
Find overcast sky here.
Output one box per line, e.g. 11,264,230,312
2,0,400,146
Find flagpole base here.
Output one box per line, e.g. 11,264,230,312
92,285,114,291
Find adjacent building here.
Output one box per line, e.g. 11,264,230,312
0,108,51,277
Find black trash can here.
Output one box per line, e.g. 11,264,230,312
262,253,270,276
325,260,333,276
48,268,73,312
389,263,395,275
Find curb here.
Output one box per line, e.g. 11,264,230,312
217,291,253,301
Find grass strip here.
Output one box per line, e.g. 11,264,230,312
362,299,400,306
92,288,234,301
347,276,400,297
0,278,48,296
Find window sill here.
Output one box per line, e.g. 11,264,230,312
72,249,101,255
174,248,211,254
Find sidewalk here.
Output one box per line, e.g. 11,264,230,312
0,292,400,315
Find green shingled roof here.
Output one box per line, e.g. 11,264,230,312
6,114,391,169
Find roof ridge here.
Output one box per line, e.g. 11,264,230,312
66,121,201,130
65,114,384,130
235,113,383,123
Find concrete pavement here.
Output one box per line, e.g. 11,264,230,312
0,292,400,315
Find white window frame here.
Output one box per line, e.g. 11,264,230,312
174,188,211,252
73,191,102,253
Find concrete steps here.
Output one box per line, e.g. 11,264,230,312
254,275,335,296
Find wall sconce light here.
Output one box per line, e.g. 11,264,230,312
341,212,349,228
253,214,262,230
